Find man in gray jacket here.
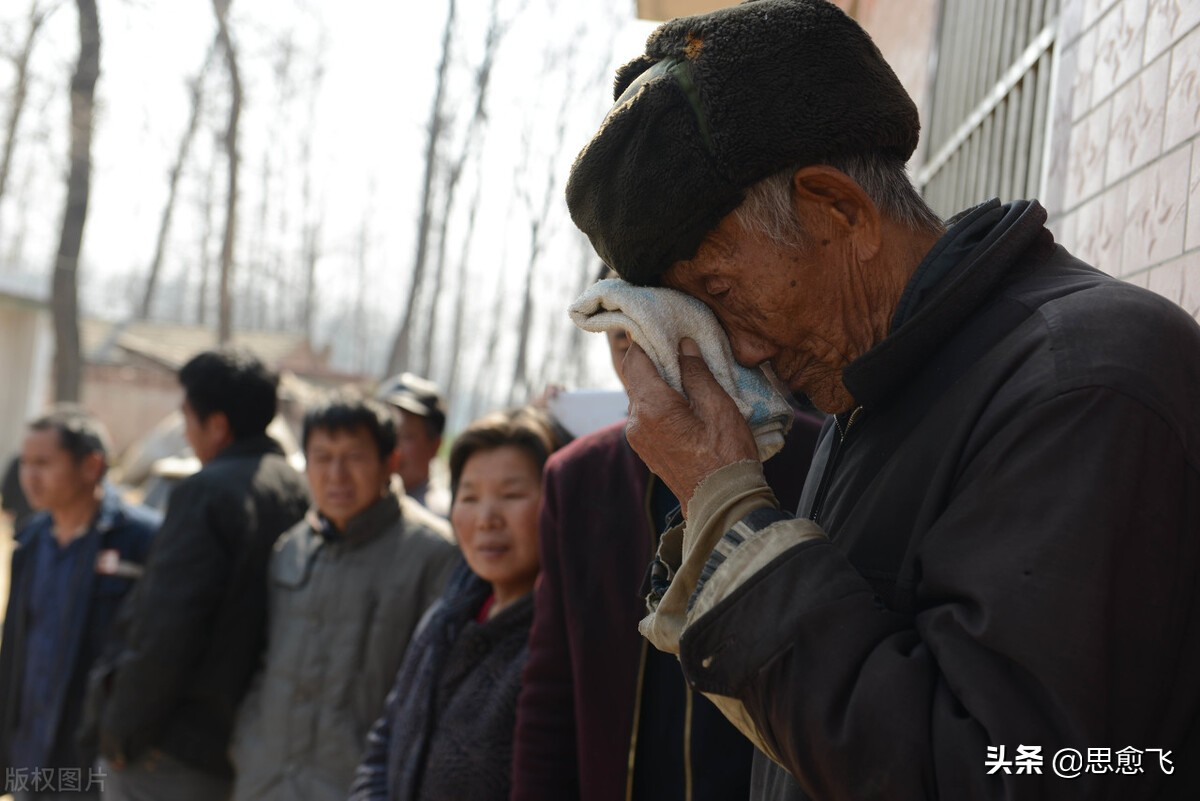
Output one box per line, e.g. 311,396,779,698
230,393,457,801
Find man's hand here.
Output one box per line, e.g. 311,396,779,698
623,338,758,514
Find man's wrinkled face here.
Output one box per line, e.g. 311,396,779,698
606,328,633,387
19,428,101,514
662,211,858,413
306,425,391,531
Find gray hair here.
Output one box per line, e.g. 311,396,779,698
733,152,944,248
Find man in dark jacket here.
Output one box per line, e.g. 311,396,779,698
1,407,158,800
512,299,823,801
563,1,1200,799
93,348,309,801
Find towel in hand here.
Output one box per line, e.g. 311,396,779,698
568,278,793,461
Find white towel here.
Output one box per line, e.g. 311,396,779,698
568,278,794,461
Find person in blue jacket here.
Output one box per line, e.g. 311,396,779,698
0,406,159,800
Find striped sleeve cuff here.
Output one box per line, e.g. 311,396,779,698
687,507,826,622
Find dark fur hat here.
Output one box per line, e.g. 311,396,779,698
565,0,919,285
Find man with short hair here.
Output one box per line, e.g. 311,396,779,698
376,372,450,516
94,348,310,801
0,406,159,801
565,1,1200,798
230,393,457,801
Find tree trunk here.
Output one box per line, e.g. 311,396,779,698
139,37,218,320
212,0,241,344
296,50,325,340
0,1,59,242
385,0,456,376
196,143,217,325
441,179,481,409
419,0,503,382
50,0,99,403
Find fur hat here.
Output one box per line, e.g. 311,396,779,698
565,0,919,285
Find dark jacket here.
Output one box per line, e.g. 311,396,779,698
0,489,158,783
511,412,821,801
94,435,309,779
230,491,457,801
673,200,1200,799
349,560,533,801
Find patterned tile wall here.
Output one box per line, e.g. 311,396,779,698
1048,0,1200,317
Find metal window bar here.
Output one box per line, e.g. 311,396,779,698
918,0,1059,218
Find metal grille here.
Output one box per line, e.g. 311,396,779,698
917,0,1060,217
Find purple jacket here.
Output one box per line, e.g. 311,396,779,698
511,413,821,801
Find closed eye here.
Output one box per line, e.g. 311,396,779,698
704,276,731,299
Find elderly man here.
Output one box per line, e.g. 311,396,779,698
565,1,1200,799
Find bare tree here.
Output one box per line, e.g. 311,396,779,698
0,0,61,216
385,0,457,376
138,37,218,319
417,0,506,380
212,0,242,344
441,178,482,407
50,0,100,402
507,40,581,405
196,137,219,325
296,62,325,340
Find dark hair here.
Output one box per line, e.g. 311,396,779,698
448,407,560,498
302,392,397,460
178,347,278,440
28,404,112,475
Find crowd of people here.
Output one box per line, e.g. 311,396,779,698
4,0,1200,799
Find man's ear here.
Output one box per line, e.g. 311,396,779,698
385,446,402,475
80,452,106,486
208,410,235,449
790,165,882,262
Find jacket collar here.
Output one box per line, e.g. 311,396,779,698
209,433,286,465
308,489,403,548
843,199,1054,411
15,483,124,549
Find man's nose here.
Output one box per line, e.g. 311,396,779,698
729,331,774,368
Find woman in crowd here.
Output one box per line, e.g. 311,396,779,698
348,406,560,801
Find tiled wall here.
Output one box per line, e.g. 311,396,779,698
1045,0,1200,318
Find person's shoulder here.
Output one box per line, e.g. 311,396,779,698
115,497,162,537
271,513,317,557
13,511,50,548
398,494,456,549
1031,273,1200,388
545,420,630,473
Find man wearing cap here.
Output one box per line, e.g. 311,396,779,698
377,373,451,518
565,1,1200,799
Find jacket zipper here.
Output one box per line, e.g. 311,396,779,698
625,630,650,801
625,473,659,801
808,406,863,525
683,685,694,801
626,475,695,800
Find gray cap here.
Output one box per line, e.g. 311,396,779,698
376,372,446,436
